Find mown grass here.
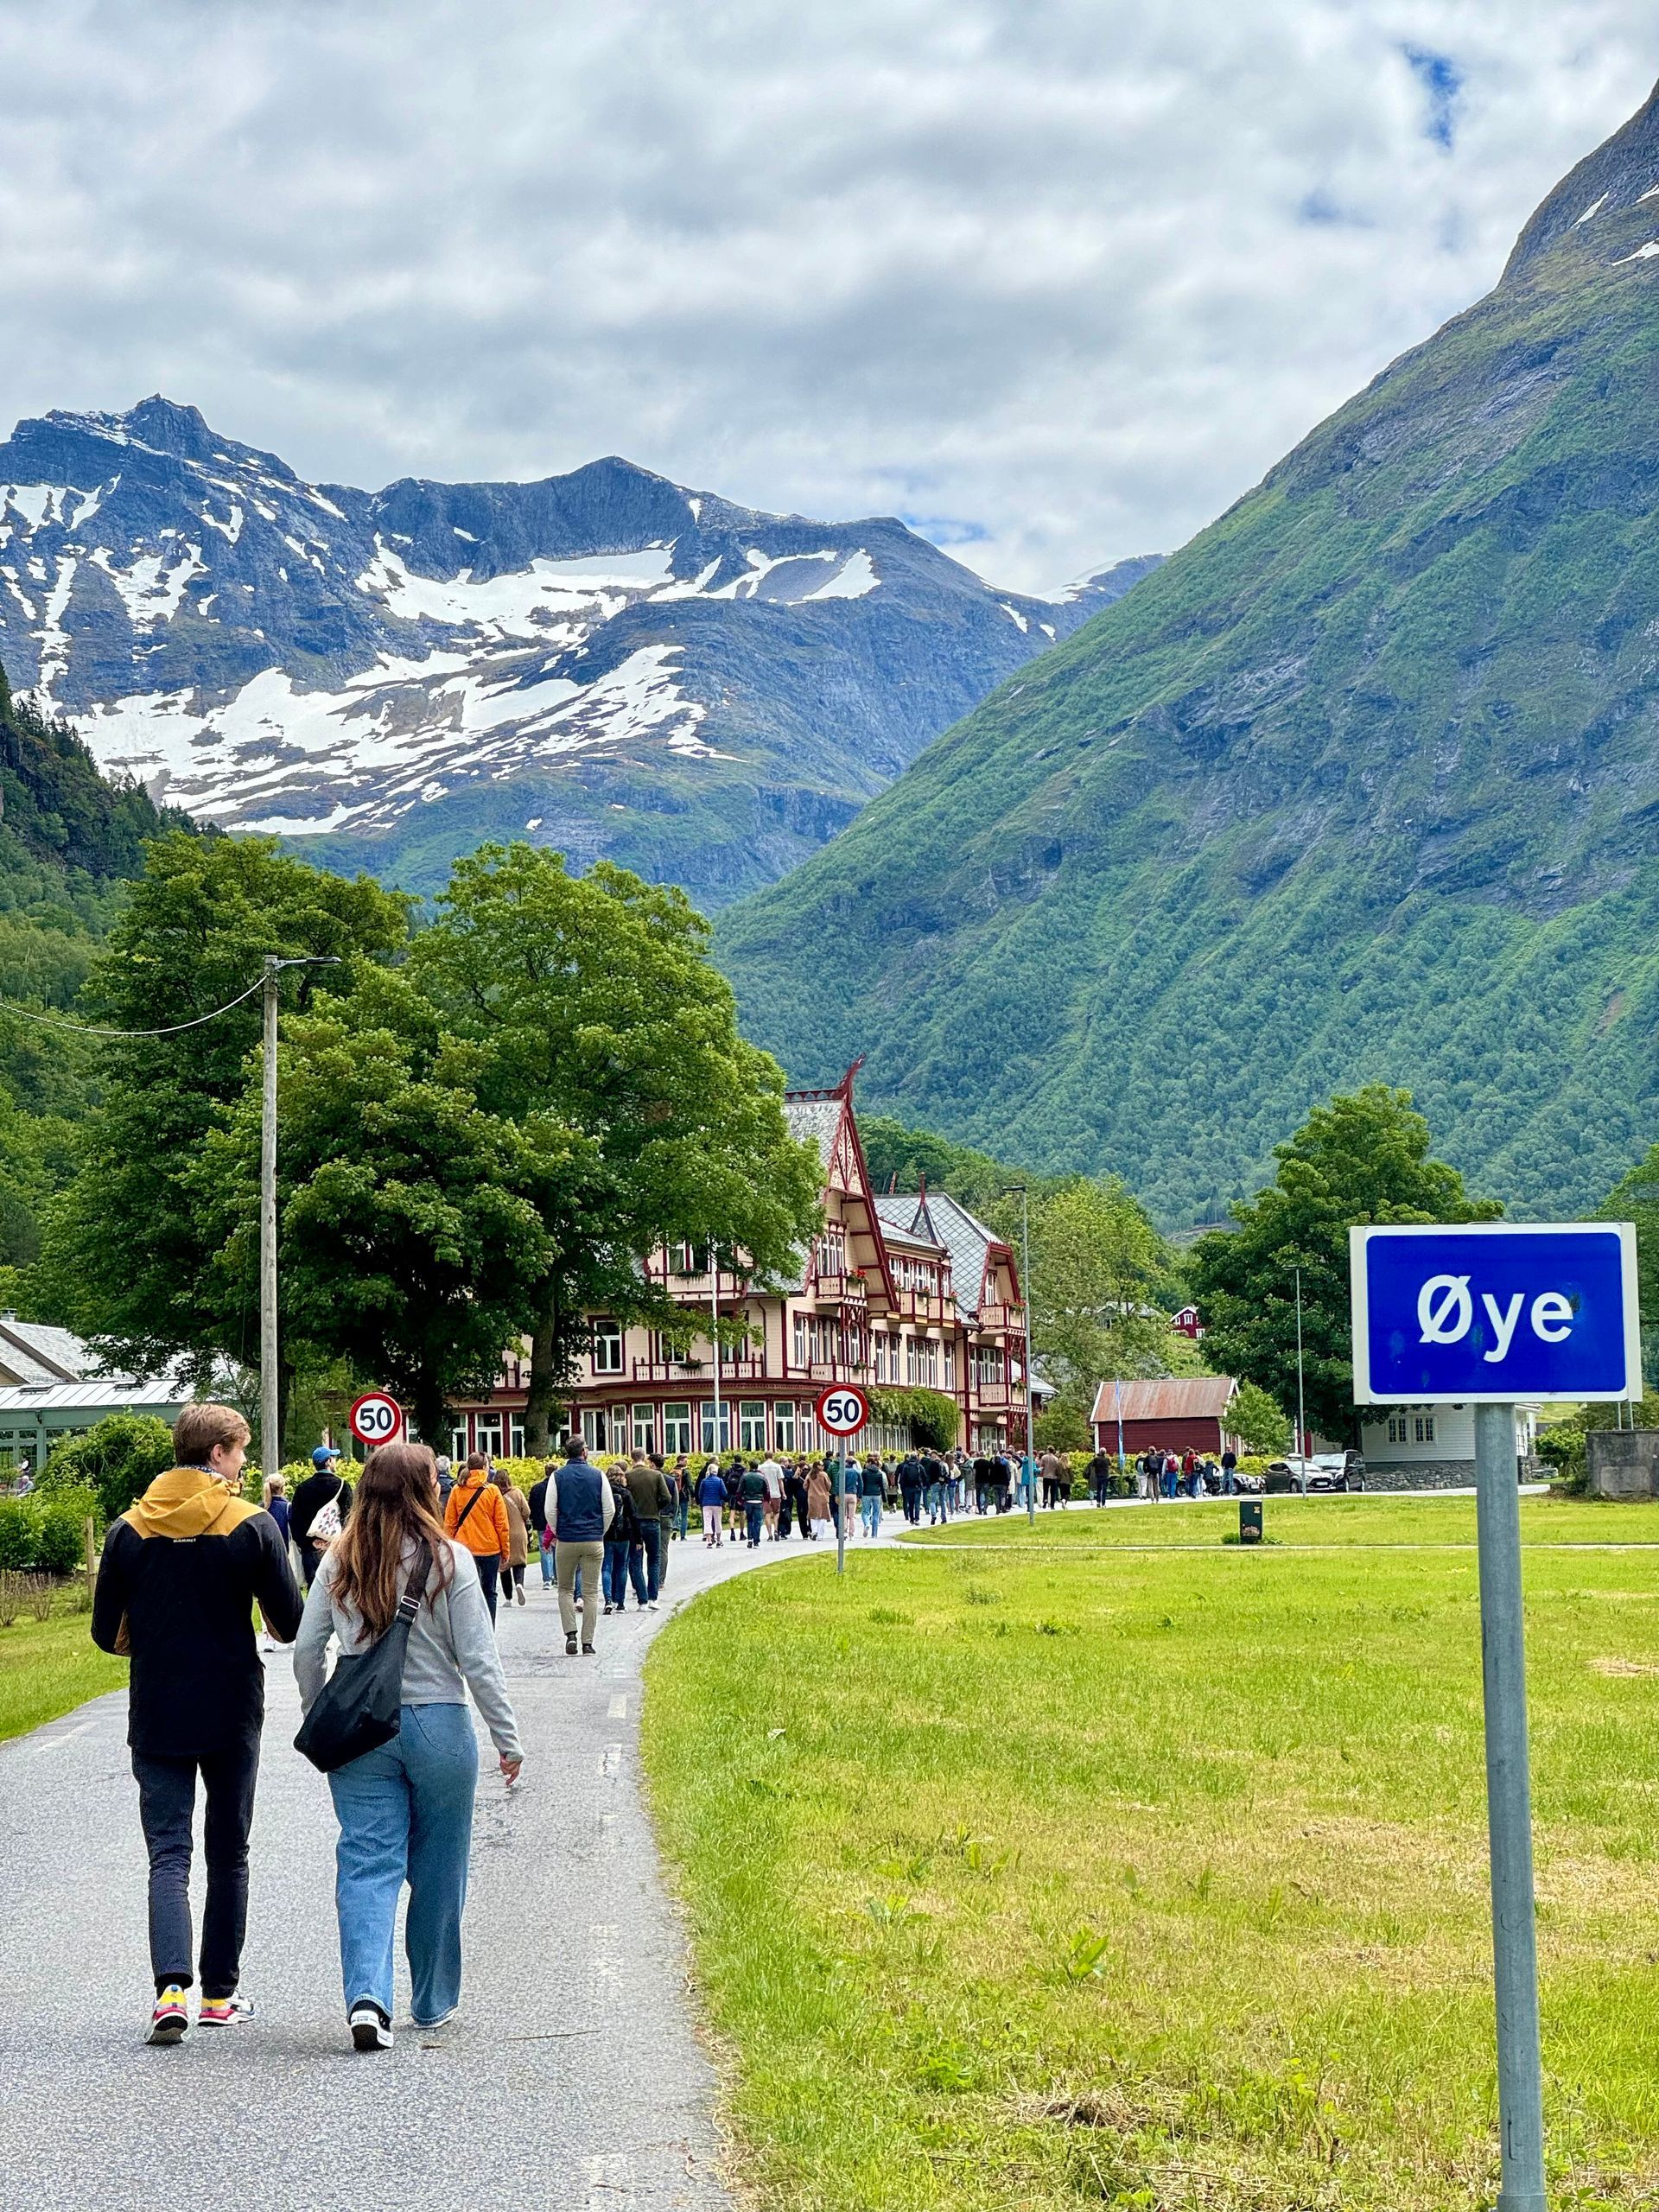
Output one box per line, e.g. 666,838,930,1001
0,1599,124,1744
643,1496,1659,2210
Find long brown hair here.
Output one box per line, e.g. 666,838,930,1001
329,1442,454,1637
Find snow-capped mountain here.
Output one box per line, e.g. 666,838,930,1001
0,397,1157,902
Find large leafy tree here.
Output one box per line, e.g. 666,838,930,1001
984,1173,1177,1414
36,833,408,1386
1190,1084,1501,1443
1596,1144,1659,1387
193,967,567,1443
409,844,823,1450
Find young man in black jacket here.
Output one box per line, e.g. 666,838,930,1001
92,1402,303,2044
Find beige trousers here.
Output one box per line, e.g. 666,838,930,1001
556,1540,604,1645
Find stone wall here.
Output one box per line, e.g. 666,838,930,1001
1586,1430,1659,1502
1364,1458,1475,1492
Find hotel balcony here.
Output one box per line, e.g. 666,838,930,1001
969,1379,1027,1410
628,1356,767,1385
976,1302,1026,1335
810,1270,869,1306
890,1287,950,1324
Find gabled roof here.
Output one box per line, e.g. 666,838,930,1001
916,1189,1013,1318
1090,1376,1238,1426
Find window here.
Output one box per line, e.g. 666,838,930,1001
450,1426,467,1462
510,1420,524,1457
632,1403,656,1454
775,1401,796,1452
593,1319,624,1376
920,1338,939,1388
700,1401,732,1452
740,1400,766,1451
792,1313,807,1368
1414,1414,1435,1445
1385,1415,1408,1445
944,1340,957,1389
476,1414,505,1458
798,1406,818,1452
579,1408,608,1452
663,1402,692,1453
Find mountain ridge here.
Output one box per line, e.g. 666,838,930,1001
715,78,1659,1225
0,398,1157,905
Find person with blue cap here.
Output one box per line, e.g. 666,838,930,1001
289,1443,353,1589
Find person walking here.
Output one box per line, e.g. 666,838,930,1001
1087,1446,1113,1506
739,1459,767,1548
785,1459,810,1540
898,1452,923,1526
671,1454,691,1541
760,1450,784,1539
442,1452,512,1623
1039,1448,1065,1510
697,1458,728,1545
1220,1446,1237,1497
294,1441,522,2050
91,1402,303,2045
550,1437,614,1656
603,1471,642,1613
290,1444,353,1590
434,1455,455,1507
528,1465,555,1593
805,1460,833,1540
492,1466,532,1607
623,1449,672,1607
860,1453,885,1539
840,1456,861,1541
261,1474,294,1653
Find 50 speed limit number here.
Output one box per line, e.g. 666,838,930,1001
815,1382,869,1438
349,1391,404,1446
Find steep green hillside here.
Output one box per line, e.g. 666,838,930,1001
718,82,1659,1226
0,662,190,1258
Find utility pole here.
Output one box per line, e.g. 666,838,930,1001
259,955,280,1483
1294,1264,1307,1480
1020,1183,1035,1525
710,1249,721,1461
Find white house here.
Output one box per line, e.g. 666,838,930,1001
1358,1402,1539,1489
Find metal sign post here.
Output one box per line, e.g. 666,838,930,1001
1351,1221,1641,2212
817,1385,869,1580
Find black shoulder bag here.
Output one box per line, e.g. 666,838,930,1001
294,1541,435,1774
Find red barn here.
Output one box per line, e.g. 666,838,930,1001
1090,1376,1240,1458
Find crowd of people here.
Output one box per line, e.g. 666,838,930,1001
84,1398,1259,2060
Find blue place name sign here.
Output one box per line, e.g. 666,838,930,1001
1351,1223,1640,1403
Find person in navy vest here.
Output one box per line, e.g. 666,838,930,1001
548,1437,614,1657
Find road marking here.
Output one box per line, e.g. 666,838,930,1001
27,1719,94,1753
608,1694,627,1719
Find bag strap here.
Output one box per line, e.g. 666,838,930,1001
395,1541,435,1624
451,1480,489,1536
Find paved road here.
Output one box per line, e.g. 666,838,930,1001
0,1522,861,2212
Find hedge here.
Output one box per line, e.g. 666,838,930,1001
0,1486,99,1575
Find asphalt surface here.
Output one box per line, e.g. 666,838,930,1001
0,1521,861,2212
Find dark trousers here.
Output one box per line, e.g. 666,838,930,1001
744,1502,764,1545
131,1740,260,1996
603,1539,631,1606
793,1491,811,1539
474,1554,500,1621
500,1563,522,1600
637,1519,661,1599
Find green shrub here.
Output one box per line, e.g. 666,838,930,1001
34,1496,89,1576
43,1414,177,1525
0,1497,29,1571
868,1386,959,1450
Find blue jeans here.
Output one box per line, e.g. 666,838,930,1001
637,1521,661,1599
744,1502,764,1545
925,1481,944,1522
328,1703,478,2025
538,1543,554,1586
861,1494,881,1536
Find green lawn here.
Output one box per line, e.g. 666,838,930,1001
643,1496,1659,2211
0,1601,125,1744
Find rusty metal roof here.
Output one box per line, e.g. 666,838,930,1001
1090,1376,1238,1425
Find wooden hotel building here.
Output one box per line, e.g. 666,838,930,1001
448,1069,1030,1461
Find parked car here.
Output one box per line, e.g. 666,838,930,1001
1263,1452,1367,1494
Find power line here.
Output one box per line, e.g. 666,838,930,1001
0,973,268,1039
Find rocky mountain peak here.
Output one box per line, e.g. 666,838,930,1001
1502,79,1659,284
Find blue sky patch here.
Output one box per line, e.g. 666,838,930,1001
1403,46,1463,149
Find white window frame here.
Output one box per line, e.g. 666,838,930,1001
663,1402,692,1454
632,1403,656,1454
593,1319,624,1376
476,1414,505,1458
775,1401,796,1452
700,1401,732,1453
739,1399,766,1451
579,1408,609,1452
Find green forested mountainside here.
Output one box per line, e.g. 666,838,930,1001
717,82,1659,1227
0,662,191,1260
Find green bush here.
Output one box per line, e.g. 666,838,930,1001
43,1413,177,1525
34,1495,90,1575
868,1386,959,1450
0,1497,29,1571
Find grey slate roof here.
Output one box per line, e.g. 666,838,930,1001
870,1189,1007,1317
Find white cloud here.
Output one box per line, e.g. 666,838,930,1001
0,2,1652,590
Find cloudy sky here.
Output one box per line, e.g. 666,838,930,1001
0,3,1653,592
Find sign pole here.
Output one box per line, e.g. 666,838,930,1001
835,1454,846,1579
259,954,281,1484
1473,1399,1547,2212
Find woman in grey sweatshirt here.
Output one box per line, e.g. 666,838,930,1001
295,1441,523,2050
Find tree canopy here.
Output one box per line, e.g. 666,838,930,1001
1190,1085,1501,1443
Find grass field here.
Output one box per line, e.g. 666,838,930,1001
0,1599,125,1744
643,1495,1659,2211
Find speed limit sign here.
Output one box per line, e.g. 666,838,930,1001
349,1391,404,1447
815,1382,869,1437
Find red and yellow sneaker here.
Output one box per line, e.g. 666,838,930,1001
196,1993,254,2029
146,1985,190,2045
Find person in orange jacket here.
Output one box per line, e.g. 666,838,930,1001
442,1452,512,1623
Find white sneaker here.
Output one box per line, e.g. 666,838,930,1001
645,1599,660,1611
349,2001,393,2051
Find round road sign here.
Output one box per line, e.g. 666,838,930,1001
349,1391,404,1447
816,1382,869,1438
